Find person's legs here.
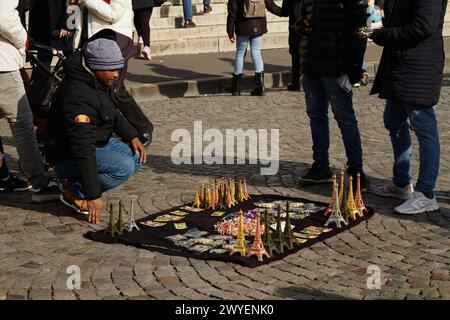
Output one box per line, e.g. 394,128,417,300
302,75,330,169
249,35,263,73
137,8,152,47
234,36,249,75
288,30,301,90
383,100,412,187
0,71,49,189
405,105,440,198
96,138,141,191
322,77,363,171
182,0,193,21
133,9,143,39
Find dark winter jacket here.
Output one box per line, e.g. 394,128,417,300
132,0,154,9
370,0,448,107
47,51,139,200
227,0,282,38
28,0,72,51
297,0,369,83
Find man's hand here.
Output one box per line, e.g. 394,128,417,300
229,36,235,43
59,29,70,38
88,198,103,224
130,137,147,164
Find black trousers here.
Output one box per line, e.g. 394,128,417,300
288,28,301,83
133,7,154,47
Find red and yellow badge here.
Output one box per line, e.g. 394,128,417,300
74,114,91,123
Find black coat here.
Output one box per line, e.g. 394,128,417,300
370,0,448,107
28,0,72,51
47,51,139,200
132,0,154,9
227,0,282,38
298,0,369,83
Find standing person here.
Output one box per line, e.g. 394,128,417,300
370,0,447,214
227,0,282,96
28,0,72,82
0,0,61,202
132,0,154,61
297,0,370,191
275,0,303,91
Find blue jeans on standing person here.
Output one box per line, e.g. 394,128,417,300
302,75,363,170
234,35,263,75
55,138,142,198
182,0,193,21
383,100,440,197
204,0,211,5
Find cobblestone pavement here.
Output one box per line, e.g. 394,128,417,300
0,81,449,300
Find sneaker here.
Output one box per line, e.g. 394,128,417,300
184,20,196,28
203,5,212,14
141,46,151,61
0,174,31,192
299,164,333,184
287,82,301,91
394,191,440,215
60,187,89,215
353,82,361,88
31,178,61,203
347,167,370,193
373,181,413,200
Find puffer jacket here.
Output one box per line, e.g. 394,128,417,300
0,0,27,72
298,0,369,83
370,0,448,107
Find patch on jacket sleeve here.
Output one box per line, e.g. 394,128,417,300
74,114,91,123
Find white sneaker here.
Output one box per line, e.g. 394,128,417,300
394,191,440,215
142,46,151,61
373,181,414,200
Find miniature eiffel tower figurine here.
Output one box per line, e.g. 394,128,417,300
273,205,288,254
262,209,276,257
208,183,216,210
325,175,337,216
248,213,270,262
230,210,248,256
354,173,368,217
116,202,126,235
229,179,238,206
345,176,359,221
105,203,120,238
226,184,233,208
325,183,348,228
338,170,345,209
192,188,202,208
283,201,295,250
126,198,139,232
242,179,250,200
237,180,245,202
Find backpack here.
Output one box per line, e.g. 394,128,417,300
243,0,266,18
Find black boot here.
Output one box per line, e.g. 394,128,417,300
231,73,241,96
250,72,265,96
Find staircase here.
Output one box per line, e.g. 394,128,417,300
139,0,290,56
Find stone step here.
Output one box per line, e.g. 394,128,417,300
151,21,288,41
151,32,288,56
150,11,288,29
153,3,228,18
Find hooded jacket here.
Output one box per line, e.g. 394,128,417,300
47,50,138,200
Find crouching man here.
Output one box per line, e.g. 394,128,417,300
47,38,147,224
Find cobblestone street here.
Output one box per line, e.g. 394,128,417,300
0,82,449,300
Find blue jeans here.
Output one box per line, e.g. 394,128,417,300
302,75,363,169
204,0,211,5
55,138,142,197
182,0,193,21
384,100,440,196
234,35,263,75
